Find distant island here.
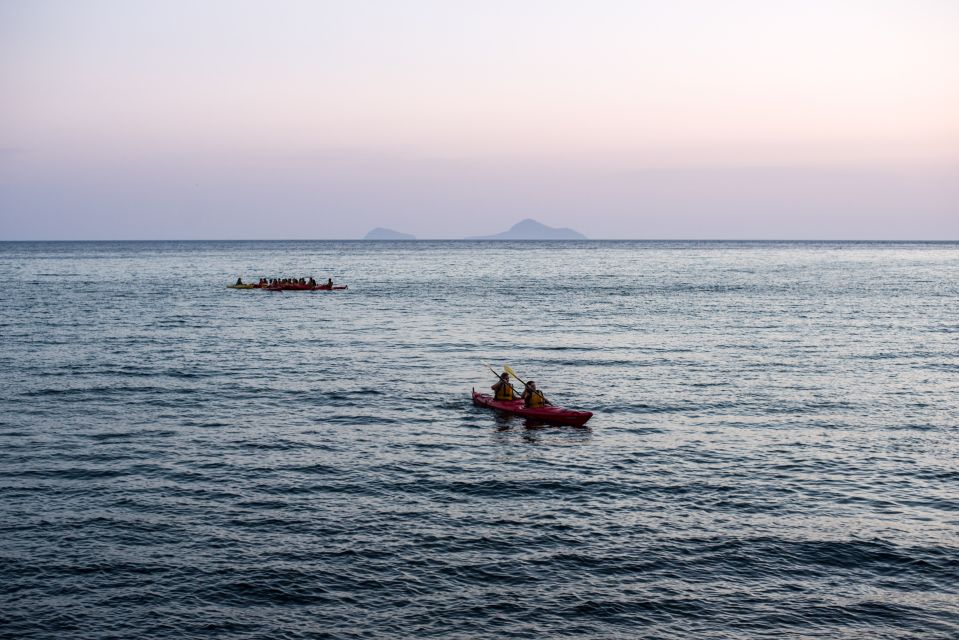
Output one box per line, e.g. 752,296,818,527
364,227,416,240
467,218,587,240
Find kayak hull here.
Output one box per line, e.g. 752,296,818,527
265,285,348,291
471,391,592,426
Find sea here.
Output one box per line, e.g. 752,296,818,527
1,240,957,639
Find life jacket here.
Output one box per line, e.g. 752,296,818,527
526,390,546,408
494,383,515,401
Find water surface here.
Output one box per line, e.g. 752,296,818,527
1,240,957,638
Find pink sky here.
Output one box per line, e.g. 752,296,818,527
1,0,957,239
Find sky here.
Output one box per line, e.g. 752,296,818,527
1,0,957,239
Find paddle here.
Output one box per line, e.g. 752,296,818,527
504,363,552,406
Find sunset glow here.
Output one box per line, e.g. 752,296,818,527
1,0,957,238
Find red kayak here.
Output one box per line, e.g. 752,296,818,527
471,390,593,426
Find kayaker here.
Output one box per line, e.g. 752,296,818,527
522,380,548,408
327,278,334,288
308,277,317,287
492,372,517,401
235,277,243,286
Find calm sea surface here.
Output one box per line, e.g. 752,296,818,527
1,240,957,639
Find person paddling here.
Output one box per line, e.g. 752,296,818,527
235,277,243,286
492,372,517,401
521,380,549,408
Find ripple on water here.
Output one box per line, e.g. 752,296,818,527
1,240,957,638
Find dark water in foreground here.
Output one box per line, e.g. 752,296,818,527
1,240,957,639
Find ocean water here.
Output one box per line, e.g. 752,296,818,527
0,240,957,639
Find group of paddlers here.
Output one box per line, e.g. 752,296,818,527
235,277,335,289
491,372,549,408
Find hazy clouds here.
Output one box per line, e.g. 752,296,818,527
1,0,957,239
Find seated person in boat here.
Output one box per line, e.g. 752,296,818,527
327,278,334,288
235,277,243,286
522,380,548,408
308,277,317,287
492,372,517,401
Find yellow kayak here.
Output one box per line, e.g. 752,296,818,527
227,284,256,289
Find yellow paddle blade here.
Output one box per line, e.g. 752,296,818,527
503,363,518,379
